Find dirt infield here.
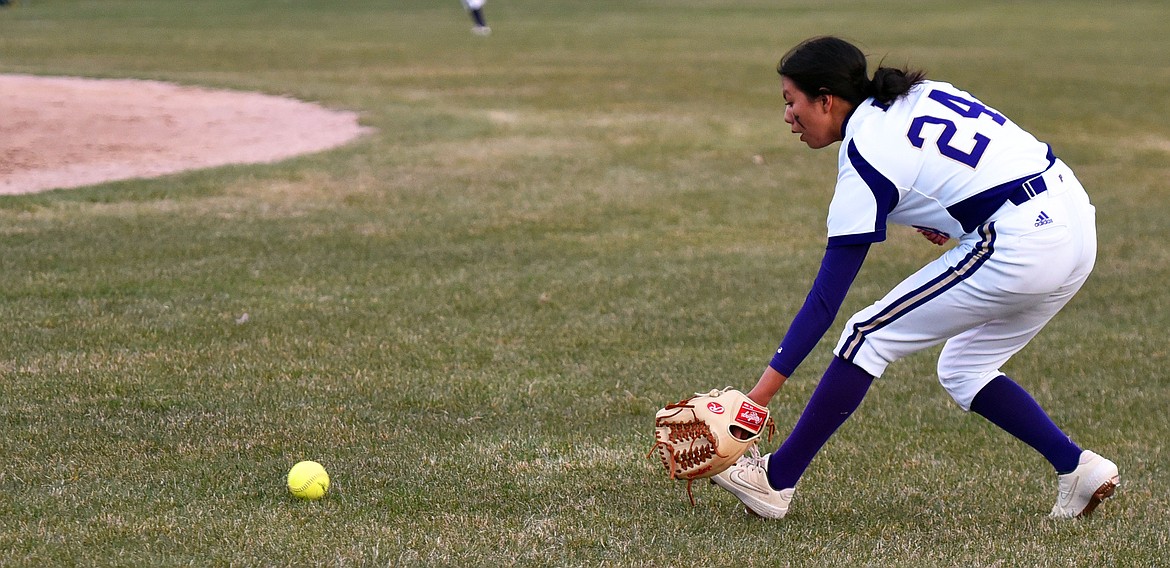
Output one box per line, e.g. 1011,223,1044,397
0,74,370,195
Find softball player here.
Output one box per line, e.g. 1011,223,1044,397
461,0,491,36
713,36,1119,519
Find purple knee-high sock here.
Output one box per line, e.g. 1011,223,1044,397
969,375,1082,474
767,357,874,491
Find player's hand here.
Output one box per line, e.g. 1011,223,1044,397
916,228,951,246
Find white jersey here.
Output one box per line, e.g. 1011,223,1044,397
827,80,1054,245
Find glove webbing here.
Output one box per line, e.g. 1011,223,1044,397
647,422,719,475
647,437,712,506
648,405,724,506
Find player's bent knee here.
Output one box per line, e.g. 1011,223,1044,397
937,369,1001,411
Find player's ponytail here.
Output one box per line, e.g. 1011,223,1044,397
778,36,925,107
869,65,927,105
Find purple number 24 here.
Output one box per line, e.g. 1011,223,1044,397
907,90,1006,168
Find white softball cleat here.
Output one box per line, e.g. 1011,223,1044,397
711,447,794,519
1050,450,1120,519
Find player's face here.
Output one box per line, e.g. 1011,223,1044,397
781,76,840,150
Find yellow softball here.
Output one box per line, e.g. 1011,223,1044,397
287,460,330,500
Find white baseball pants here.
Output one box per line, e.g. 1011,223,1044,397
835,159,1097,410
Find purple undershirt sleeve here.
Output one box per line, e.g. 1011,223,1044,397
769,242,870,377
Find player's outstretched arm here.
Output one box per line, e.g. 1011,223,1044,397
748,366,789,407
759,243,870,407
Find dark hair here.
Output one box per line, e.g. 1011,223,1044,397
777,36,926,106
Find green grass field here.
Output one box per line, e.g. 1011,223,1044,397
2,1,1169,565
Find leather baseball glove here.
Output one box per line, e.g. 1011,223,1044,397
648,387,774,505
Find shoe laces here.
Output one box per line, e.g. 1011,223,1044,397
736,445,768,473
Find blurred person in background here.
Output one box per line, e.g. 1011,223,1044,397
462,0,490,36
